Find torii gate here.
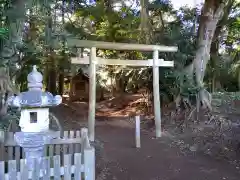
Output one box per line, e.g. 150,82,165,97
68,39,178,141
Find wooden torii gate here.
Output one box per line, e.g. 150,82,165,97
69,39,178,141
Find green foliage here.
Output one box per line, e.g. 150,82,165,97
64,0,239,103
0,0,239,112
0,28,8,39
0,107,20,130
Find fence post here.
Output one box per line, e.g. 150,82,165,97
81,128,90,149
84,148,95,180
0,131,5,143
135,116,141,148
0,131,5,161
81,128,91,164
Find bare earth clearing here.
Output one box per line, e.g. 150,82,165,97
52,93,240,180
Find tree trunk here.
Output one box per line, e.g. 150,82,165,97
0,0,27,117
48,69,57,95
58,73,64,95
0,68,14,117
45,0,57,95
47,53,57,95
140,0,151,43
238,71,240,91
115,77,125,94
58,0,66,96
211,73,216,92
210,0,234,92
210,38,219,92
183,0,225,110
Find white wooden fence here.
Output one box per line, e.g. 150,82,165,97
0,152,95,180
0,129,95,179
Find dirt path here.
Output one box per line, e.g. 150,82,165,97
96,124,240,180
52,105,240,180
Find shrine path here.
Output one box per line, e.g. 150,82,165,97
52,105,240,180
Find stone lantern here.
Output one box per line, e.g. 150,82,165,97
7,65,62,169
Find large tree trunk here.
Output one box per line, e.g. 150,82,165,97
47,52,57,95
238,71,240,91
58,0,66,96
0,0,28,118
183,0,225,110
0,68,14,117
48,69,57,95
238,72,240,91
45,0,57,95
58,73,64,95
140,0,151,44
210,38,219,92
115,77,126,94
210,0,234,92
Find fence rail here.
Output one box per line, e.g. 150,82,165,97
0,130,90,161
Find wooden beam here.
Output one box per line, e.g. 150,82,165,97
88,47,97,141
71,57,174,67
66,38,178,52
153,50,161,138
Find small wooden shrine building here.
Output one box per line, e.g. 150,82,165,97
68,68,104,102
69,69,89,101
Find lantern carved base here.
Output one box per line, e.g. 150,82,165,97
15,132,53,170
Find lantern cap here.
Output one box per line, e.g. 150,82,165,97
27,65,43,90
8,65,62,108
